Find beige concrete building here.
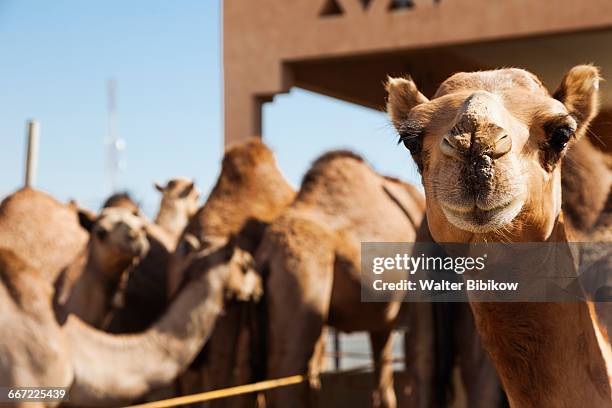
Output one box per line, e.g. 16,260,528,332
224,0,612,148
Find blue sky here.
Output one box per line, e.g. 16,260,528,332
0,0,420,216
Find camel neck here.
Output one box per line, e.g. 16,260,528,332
467,219,612,407
65,257,228,405
63,243,129,328
155,201,188,242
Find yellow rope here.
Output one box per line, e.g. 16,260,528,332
123,375,305,408
124,356,395,408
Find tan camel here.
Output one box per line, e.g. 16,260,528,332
102,219,174,333
0,140,292,406
155,177,200,244
104,180,195,337
0,188,87,283
407,220,505,408
387,65,612,407
0,249,73,408
96,190,176,333
67,139,292,406
54,207,150,328
404,99,611,408
257,151,425,408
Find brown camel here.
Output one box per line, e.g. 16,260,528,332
561,135,612,233
167,141,294,297
0,188,87,283
155,177,200,244
54,207,150,328
164,140,294,407
0,140,292,406
257,151,425,408
387,65,612,407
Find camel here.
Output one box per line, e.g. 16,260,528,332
0,248,73,408
256,151,425,408
101,219,174,333
54,207,150,328
404,82,611,408
0,139,292,406
101,180,197,335
402,216,506,408
561,136,612,233
155,177,200,245
167,141,294,297
164,140,294,406
0,188,87,283
103,179,197,335
93,190,176,333
386,65,612,407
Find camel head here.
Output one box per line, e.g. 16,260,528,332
102,192,140,215
169,233,262,302
155,177,201,219
79,207,150,279
386,65,600,243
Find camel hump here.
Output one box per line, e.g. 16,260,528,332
222,138,276,176
301,150,365,187
0,188,88,282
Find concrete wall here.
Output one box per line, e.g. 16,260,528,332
224,0,612,146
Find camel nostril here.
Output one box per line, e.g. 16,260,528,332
491,134,512,158
440,135,463,158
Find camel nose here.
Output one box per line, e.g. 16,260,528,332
441,91,513,159
440,133,470,159
440,131,512,159
490,133,512,158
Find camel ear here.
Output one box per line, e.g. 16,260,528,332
553,65,601,137
386,76,429,131
179,181,196,198
77,208,97,232
154,181,165,193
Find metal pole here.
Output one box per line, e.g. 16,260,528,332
24,120,40,188
333,330,341,370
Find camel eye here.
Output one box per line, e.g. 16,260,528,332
548,126,573,151
400,133,419,152
95,227,108,241
397,120,423,152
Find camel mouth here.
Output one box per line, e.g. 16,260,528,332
127,237,150,258
440,194,525,233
